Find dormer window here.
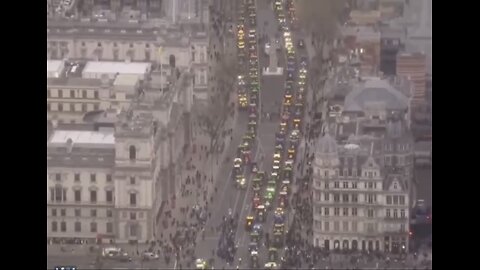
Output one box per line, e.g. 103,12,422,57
393,182,398,189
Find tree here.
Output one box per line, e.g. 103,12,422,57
296,0,346,53
197,89,230,153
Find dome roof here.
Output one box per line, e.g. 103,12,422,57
316,133,338,154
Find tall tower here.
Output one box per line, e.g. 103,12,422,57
114,111,156,243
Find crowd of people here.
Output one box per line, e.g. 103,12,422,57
216,212,239,265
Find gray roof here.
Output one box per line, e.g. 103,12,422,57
316,134,338,155
47,148,115,168
384,174,407,192
344,79,408,112
47,77,104,87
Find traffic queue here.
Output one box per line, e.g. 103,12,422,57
232,0,261,194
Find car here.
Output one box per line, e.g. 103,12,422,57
142,251,160,260
300,56,308,67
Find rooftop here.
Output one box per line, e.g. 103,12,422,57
48,130,115,146
83,61,151,75
47,60,64,72
344,78,408,112
114,74,140,86
47,77,104,87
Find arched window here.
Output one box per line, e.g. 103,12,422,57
129,145,136,161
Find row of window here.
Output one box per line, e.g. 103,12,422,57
52,173,139,185
322,170,380,179
51,208,113,218
386,209,406,218
51,221,113,233
386,195,406,205
316,192,378,204
47,103,99,112
47,89,99,99
49,187,138,206
315,206,406,219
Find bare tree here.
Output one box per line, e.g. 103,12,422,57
197,92,230,152
296,0,346,53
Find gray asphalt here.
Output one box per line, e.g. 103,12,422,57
232,0,289,267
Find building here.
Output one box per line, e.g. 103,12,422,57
48,60,66,78
312,133,410,252
380,23,405,75
47,68,194,244
82,61,151,80
396,52,427,106
342,26,381,76
47,130,117,243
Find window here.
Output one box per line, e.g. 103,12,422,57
90,190,97,203
343,182,348,189
334,221,339,232
106,174,112,182
353,169,357,177
54,186,63,202
352,221,357,232
324,170,328,177
58,103,63,112
324,208,329,216
343,221,348,232
316,206,322,215
200,52,205,62
393,209,398,218
334,182,339,188
94,103,99,111
130,193,137,206
343,194,349,202
334,194,340,202
386,209,391,217
81,42,86,47
90,174,96,183
60,209,66,216
368,182,373,189
70,90,75,98
91,209,97,217
74,190,81,202
130,177,136,185
324,221,329,232
393,196,399,204
324,193,329,201
367,209,374,218
75,209,81,217
106,190,113,203
324,182,329,189
339,169,343,176
94,91,99,99
334,208,340,216
352,194,358,202
82,90,87,99
191,51,195,62
348,168,352,177
352,208,357,216
368,195,374,204
52,209,57,216
90,222,97,232
352,182,357,189
129,146,136,160
52,221,58,232
343,208,348,216
60,221,66,232
106,210,113,218
401,209,405,218
97,42,102,47
385,156,391,165
74,173,80,182
130,212,137,220
399,196,405,205
107,222,113,233
386,196,392,205
75,222,81,232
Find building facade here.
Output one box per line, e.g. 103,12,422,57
312,134,410,252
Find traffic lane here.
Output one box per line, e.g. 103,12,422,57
257,0,279,39
415,167,432,207
194,114,248,255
